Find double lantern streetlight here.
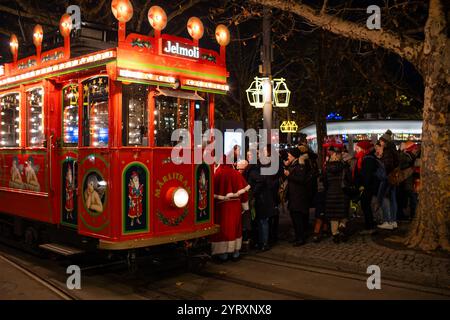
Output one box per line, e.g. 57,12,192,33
246,77,291,108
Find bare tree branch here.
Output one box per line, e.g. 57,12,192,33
250,0,424,67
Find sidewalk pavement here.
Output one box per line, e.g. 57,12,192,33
250,212,450,290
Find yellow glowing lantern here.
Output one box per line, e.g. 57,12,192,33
111,0,134,23
187,17,204,41
59,14,73,38
33,25,44,48
148,6,167,31
215,24,230,46
10,34,18,58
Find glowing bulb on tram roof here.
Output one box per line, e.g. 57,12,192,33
148,6,167,31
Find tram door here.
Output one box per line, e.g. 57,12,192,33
60,84,79,227
76,76,111,237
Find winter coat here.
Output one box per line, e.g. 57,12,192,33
359,151,380,195
286,157,312,212
324,160,351,219
382,142,399,175
398,151,416,192
248,164,280,219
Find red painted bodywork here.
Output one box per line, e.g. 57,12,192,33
0,25,227,248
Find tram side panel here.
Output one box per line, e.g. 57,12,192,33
76,148,112,240
0,149,53,223
111,148,154,240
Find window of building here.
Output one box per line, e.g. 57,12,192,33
0,93,20,147
154,96,189,147
122,84,149,146
82,76,109,147
62,85,79,145
27,88,44,147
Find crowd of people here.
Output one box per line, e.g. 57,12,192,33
210,130,421,262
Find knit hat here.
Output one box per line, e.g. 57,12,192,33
356,140,373,151
288,147,301,159
380,129,393,142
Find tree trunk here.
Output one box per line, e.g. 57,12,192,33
405,0,450,251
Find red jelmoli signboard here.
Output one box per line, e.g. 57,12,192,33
161,39,199,60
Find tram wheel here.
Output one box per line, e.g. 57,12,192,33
24,226,39,248
1,223,13,239
127,249,138,273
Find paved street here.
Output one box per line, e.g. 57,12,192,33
0,228,449,300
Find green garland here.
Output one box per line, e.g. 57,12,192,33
131,38,152,49
201,54,216,63
157,208,189,227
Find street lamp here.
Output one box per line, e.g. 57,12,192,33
246,77,291,108
246,77,266,108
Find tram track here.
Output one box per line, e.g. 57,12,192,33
0,252,78,300
1,240,448,300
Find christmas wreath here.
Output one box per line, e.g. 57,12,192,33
157,208,189,227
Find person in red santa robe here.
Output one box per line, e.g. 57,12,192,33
211,156,250,262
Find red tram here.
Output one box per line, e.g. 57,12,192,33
0,3,231,255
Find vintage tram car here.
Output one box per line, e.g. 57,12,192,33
0,3,231,256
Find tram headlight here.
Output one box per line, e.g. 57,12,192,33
167,187,189,208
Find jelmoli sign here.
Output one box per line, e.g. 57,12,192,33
162,39,199,60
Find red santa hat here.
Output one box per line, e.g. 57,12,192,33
131,171,139,178
356,140,373,151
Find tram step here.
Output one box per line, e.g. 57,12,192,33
38,243,84,256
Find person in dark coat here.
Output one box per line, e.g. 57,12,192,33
237,159,252,252
397,141,418,220
324,147,352,243
379,130,399,229
243,150,259,249
248,152,280,251
299,144,318,235
353,141,377,232
284,147,312,246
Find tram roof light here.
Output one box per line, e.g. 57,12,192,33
187,17,204,41
33,25,44,48
148,6,167,31
111,0,134,23
59,14,73,38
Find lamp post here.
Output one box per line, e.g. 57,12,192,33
261,7,272,140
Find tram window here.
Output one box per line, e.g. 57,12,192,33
194,95,209,133
154,96,189,147
62,85,79,145
27,88,44,147
0,93,20,147
82,77,109,147
122,84,149,146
